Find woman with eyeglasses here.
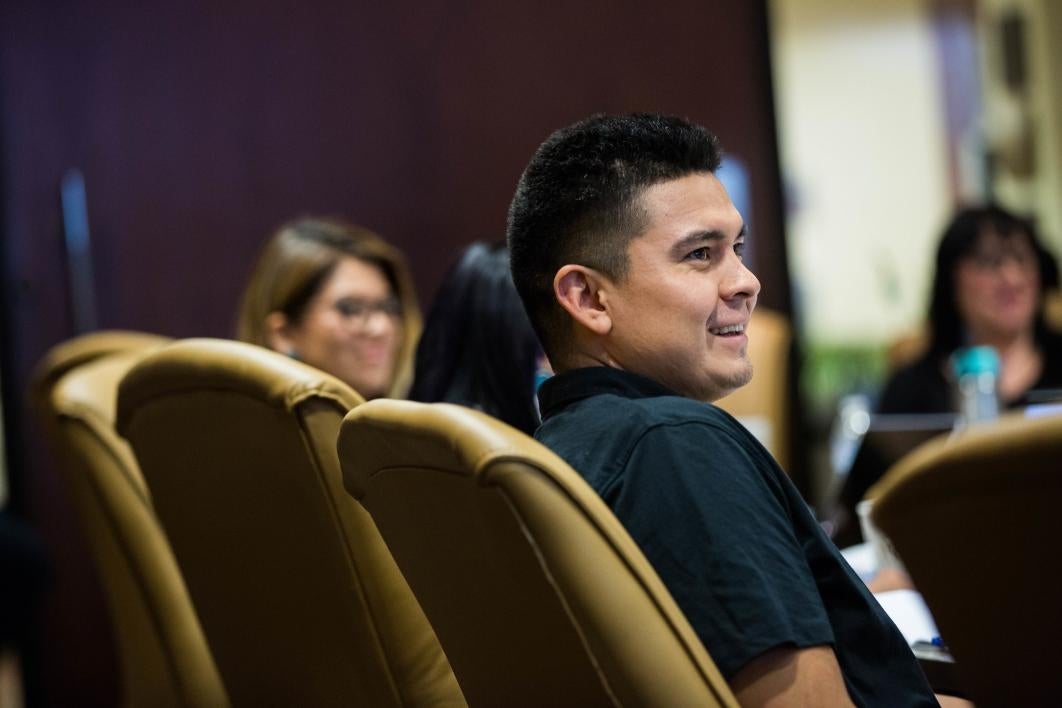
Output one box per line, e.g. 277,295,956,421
236,217,421,399
878,204,1061,415
834,204,1062,549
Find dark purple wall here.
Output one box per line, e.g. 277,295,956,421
1,1,787,702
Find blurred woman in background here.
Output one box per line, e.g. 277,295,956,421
237,217,421,399
409,242,546,435
878,204,1061,414
836,205,1061,547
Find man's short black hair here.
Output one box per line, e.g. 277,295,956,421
506,113,722,362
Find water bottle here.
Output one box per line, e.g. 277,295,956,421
950,346,1000,427
829,393,871,478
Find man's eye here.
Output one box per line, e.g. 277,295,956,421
735,242,746,260
686,247,710,262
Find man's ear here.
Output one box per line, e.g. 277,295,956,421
264,311,297,356
554,265,612,336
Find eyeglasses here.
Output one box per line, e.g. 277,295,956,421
966,247,1036,272
331,296,403,326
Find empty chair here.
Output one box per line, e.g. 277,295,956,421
871,413,1062,707
338,400,739,707
115,339,464,707
32,333,228,708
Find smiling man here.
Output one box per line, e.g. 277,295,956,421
507,114,937,707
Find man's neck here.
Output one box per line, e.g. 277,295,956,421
557,347,617,373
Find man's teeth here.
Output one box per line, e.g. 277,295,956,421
710,324,745,335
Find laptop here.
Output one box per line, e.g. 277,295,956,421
855,413,956,468
838,414,955,537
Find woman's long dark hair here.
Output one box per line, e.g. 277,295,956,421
409,242,542,434
926,204,1059,360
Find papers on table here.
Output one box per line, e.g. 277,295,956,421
873,588,940,646
840,541,878,583
842,544,944,649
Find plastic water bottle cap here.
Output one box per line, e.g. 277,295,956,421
951,346,1001,378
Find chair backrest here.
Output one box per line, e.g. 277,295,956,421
115,339,464,707
871,412,1062,707
33,335,228,708
1043,288,1062,331
714,307,792,469
32,330,173,408
338,400,739,708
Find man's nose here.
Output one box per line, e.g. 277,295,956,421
722,257,761,301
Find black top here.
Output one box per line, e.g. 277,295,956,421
837,329,1062,543
537,367,936,707
878,329,1062,415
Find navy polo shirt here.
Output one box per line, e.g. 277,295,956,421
536,366,936,707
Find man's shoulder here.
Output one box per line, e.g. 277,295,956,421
540,388,756,470
549,385,743,436
624,392,749,439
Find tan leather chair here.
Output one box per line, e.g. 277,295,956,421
1044,288,1062,331
32,334,228,708
871,412,1062,707
714,307,791,469
339,400,739,708
32,330,172,403
115,339,464,707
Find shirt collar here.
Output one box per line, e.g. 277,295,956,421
537,366,680,420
